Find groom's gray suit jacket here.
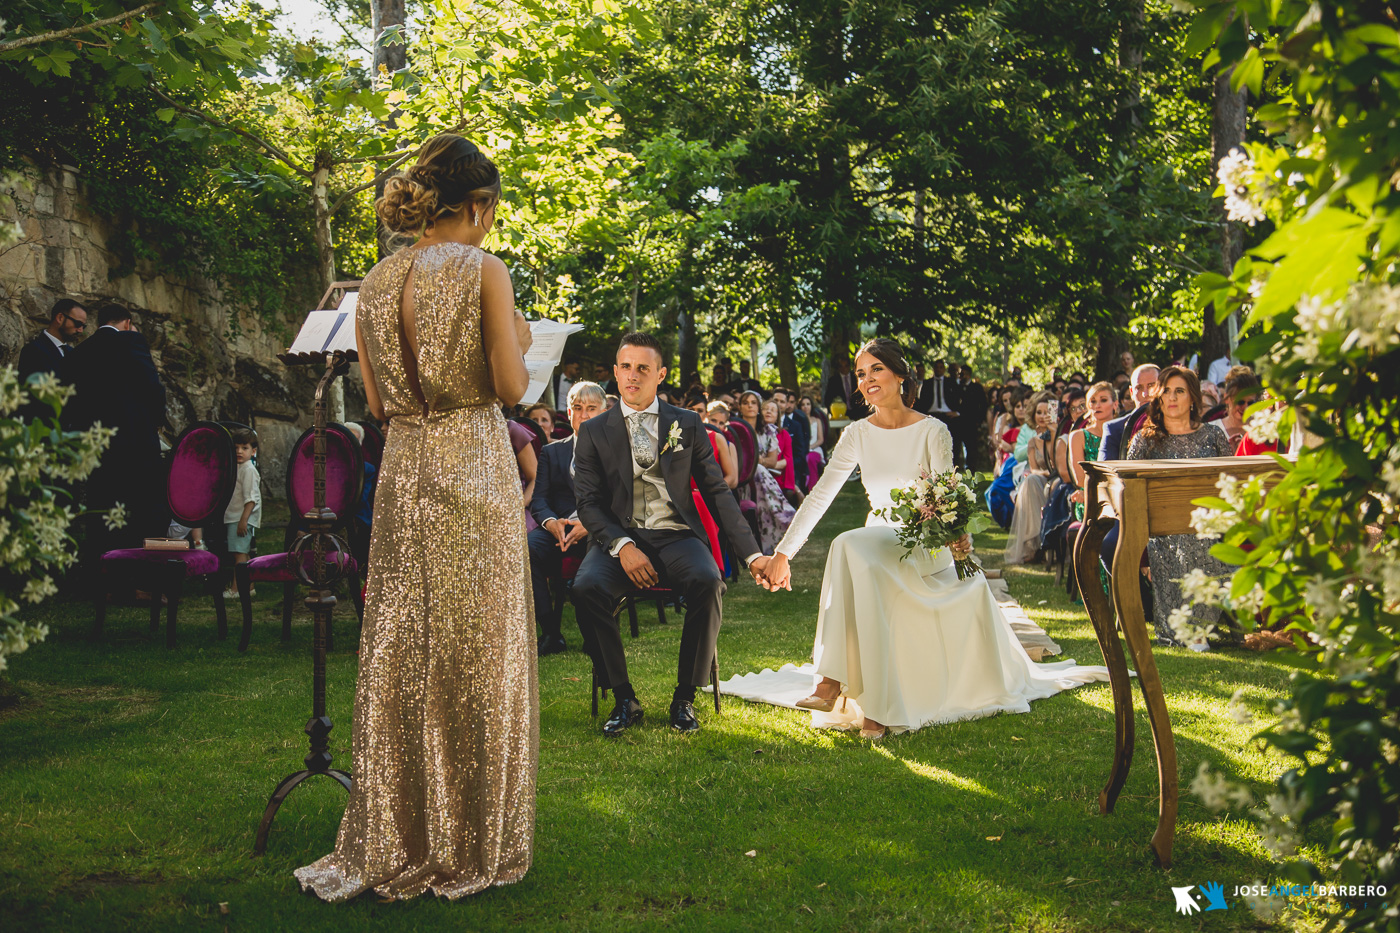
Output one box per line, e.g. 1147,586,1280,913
573,400,759,560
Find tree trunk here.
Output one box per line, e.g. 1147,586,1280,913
372,0,408,260
771,309,799,390
311,159,336,292
311,157,344,422
1203,67,1248,371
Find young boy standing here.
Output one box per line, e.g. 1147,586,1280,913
223,428,262,597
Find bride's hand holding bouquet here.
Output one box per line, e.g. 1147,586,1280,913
874,469,993,580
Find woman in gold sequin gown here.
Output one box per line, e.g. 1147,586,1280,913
295,134,537,902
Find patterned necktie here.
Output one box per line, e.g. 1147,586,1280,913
629,413,655,469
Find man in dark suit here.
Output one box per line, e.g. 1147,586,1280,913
955,365,988,470
822,356,870,419
573,332,771,736
65,304,168,553
914,359,962,463
1096,363,1159,583
529,380,605,657
18,298,86,384
723,359,763,397
774,386,810,492
551,359,580,410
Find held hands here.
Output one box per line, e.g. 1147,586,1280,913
619,542,659,588
752,553,791,592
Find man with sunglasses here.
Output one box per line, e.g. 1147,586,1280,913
18,298,86,382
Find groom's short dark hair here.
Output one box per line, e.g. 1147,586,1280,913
617,332,664,362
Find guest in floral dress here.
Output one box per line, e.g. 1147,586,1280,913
736,390,794,553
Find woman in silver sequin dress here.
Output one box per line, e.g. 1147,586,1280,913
295,134,537,901
1125,365,1235,647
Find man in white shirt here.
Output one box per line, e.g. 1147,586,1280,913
572,332,771,737
1205,353,1232,387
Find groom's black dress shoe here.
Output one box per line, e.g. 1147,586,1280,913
537,634,567,657
603,697,644,737
670,699,700,733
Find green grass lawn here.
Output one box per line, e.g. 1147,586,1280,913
0,483,1327,931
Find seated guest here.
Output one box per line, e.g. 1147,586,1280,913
525,402,556,438
344,422,378,571
986,389,1031,528
1067,382,1117,520
735,390,794,552
1216,365,1261,449
528,381,605,656
700,400,744,490
1057,387,1086,437
1125,365,1234,647
1005,391,1055,564
507,419,540,532
761,397,803,507
1099,363,1158,461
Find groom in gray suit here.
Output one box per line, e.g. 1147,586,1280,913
573,332,772,737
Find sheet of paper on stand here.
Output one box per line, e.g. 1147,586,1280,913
521,318,584,405
290,290,359,356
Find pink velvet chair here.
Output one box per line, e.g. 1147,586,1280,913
234,423,364,651
93,421,236,648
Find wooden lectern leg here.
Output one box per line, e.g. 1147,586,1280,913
1111,507,1177,868
1076,516,1134,816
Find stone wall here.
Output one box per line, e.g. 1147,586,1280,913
0,162,366,501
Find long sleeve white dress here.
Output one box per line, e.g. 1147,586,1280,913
715,416,1111,733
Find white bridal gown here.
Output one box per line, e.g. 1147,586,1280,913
718,416,1111,733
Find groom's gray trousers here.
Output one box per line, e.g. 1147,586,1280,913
573,527,725,690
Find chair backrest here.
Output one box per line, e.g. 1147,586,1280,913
726,417,758,487
168,421,238,527
287,423,364,523
689,490,726,574
552,420,574,439
353,420,385,469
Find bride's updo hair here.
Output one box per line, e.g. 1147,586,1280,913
376,133,502,236
853,337,918,408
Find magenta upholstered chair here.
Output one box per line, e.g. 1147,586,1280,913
723,420,761,544
235,423,363,651
93,421,236,648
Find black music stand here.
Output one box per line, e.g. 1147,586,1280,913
253,281,362,855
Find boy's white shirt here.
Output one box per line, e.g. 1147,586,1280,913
223,459,263,527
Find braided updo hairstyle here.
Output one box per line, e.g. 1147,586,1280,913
376,133,502,237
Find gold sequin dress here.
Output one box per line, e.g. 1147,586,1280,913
295,242,537,901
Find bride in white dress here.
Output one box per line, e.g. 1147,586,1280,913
752,338,1111,740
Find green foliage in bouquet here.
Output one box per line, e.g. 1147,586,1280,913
875,470,996,580
1184,1,1400,925
0,368,116,675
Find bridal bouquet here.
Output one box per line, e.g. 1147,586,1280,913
873,469,994,580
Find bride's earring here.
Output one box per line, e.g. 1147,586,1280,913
471,207,481,227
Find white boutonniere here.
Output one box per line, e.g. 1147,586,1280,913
661,422,684,454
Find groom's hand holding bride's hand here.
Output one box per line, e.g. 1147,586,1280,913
752,554,791,592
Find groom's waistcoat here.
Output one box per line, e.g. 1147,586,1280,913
630,415,688,532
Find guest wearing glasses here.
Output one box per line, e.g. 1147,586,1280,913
19,298,87,383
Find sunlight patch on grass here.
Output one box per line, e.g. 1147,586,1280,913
872,745,1005,801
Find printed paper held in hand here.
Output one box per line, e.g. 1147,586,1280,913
522,318,584,405
289,291,359,356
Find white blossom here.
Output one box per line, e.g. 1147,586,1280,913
1241,880,1286,922
1190,506,1236,539
1190,761,1254,811
1343,282,1400,353
1168,604,1215,646
1227,688,1256,726
1216,473,1246,510
1179,568,1227,606
1229,583,1268,618
1218,149,1266,226
1383,457,1400,499
104,502,127,531
1304,574,1343,622
20,575,56,604
1255,789,1306,859
1244,407,1284,444
1295,294,1349,362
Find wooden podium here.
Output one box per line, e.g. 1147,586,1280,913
1073,455,1283,868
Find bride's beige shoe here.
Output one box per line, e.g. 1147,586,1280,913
859,719,887,741
795,678,843,712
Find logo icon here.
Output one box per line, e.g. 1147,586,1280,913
1173,886,1201,915
1172,881,1229,914
1199,881,1229,911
